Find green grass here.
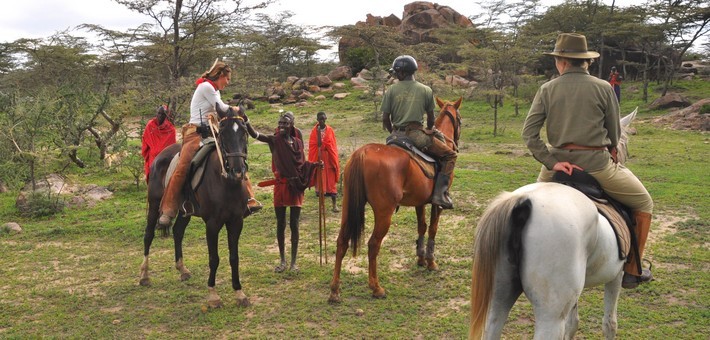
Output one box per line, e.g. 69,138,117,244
0,79,708,338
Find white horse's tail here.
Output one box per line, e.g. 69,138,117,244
470,192,532,339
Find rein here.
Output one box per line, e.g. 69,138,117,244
209,115,247,178
437,104,461,152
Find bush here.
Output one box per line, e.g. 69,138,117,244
17,191,65,218
700,103,710,114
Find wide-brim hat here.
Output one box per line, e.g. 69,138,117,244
544,33,600,59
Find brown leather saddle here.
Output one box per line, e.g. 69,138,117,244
163,138,217,216
385,134,438,179
552,169,636,260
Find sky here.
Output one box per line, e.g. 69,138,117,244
0,0,675,58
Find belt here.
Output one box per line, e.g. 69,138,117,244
394,126,408,131
559,144,607,151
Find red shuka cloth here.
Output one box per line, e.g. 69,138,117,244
141,118,176,180
308,124,340,195
271,133,317,207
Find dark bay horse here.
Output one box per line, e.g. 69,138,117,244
139,104,251,307
329,97,462,303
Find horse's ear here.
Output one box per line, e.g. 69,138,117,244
436,96,445,109
620,107,638,128
454,96,463,109
215,103,227,119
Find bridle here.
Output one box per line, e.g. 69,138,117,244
437,103,462,151
210,115,248,180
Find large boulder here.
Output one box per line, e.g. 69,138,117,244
649,93,692,110
338,2,473,63
400,2,473,44
652,98,710,131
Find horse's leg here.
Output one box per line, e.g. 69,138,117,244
526,270,583,339
328,220,350,304
602,271,623,339
483,260,523,340
425,205,442,270
288,207,301,271
226,217,250,307
368,207,395,298
205,220,222,308
415,206,428,267
564,302,579,340
172,214,191,281
140,197,161,286
140,222,156,286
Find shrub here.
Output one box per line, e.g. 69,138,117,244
17,191,65,218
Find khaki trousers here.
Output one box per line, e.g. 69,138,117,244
537,160,653,214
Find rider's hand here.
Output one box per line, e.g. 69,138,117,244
552,162,583,176
608,146,619,163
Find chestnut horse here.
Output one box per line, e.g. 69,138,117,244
139,104,252,307
328,97,462,303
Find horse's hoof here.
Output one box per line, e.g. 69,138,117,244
180,272,191,281
372,287,386,299
235,290,250,307
427,261,439,271
328,294,342,304
207,298,222,309
139,278,151,287
207,288,222,308
417,257,427,267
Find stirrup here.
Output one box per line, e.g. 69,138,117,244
247,198,263,213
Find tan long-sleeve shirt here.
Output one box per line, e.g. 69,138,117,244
522,67,620,171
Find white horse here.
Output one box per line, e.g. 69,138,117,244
469,109,638,339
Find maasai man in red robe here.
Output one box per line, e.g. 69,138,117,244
141,105,176,183
245,111,319,273
308,111,341,212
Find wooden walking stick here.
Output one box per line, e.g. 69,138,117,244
317,126,327,265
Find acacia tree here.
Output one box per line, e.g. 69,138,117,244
111,0,274,115
328,24,404,117
648,0,710,95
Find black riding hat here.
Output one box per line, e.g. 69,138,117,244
390,55,418,74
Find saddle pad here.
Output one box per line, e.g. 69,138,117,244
594,201,631,259
163,152,207,191
385,136,436,179
401,148,436,179
164,153,180,188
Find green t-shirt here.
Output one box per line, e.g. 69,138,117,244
381,80,434,128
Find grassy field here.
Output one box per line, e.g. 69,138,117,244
0,79,707,338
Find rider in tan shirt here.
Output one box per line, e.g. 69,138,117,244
522,33,653,289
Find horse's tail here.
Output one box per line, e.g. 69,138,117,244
341,150,367,257
470,192,531,339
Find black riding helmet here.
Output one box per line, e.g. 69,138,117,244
390,55,418,74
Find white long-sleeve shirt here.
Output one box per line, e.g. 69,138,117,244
189,81,230,125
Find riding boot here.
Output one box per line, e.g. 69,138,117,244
431,161,454,209
244,176,262,216
622,211,653,289
158,128,200,228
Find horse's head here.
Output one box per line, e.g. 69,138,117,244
215,104,248,180
435,96,463,149
617,107,638,165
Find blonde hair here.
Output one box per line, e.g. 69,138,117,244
201,59,231,81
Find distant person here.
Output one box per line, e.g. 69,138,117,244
308,111,341,212
141,105,176,183
608,66,622,103
245,112,319,272
522,33,653,289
